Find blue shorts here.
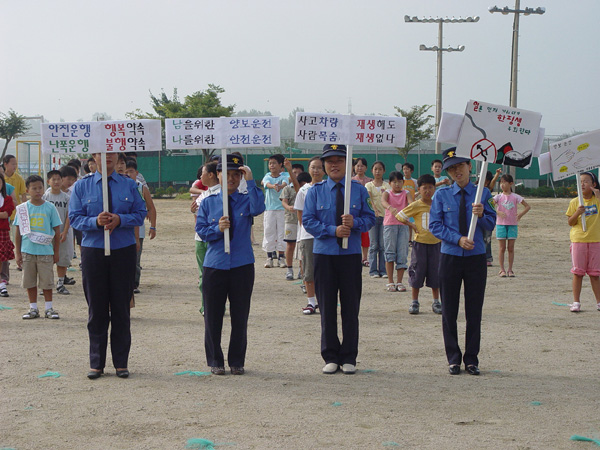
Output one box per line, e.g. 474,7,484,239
496,224,518,240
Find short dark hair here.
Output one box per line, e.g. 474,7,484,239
67,159,82,169
125,152,138,159
292,163,305,172
431,159,443,167
0,173,7,197
268,154,285,165
388,171,404,182
25,174,44,188
59,165,78,179
417,173,436,187
46,170,62,180
372,160,385,171
485,170,494,182
117,152,127,163
126,160,138,171
2,155,16,165
402,162,414,172
297,172,312,184
353,157,368,167
87,156,95,163
500,174,514,184
309,156,323,167
204,161,218,177
83,162,91,174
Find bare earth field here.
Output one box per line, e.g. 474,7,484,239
1,198,599,450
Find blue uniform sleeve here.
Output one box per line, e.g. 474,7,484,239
247,180,266,217
429,189,463,245
352,184,376,232
69,181,102,231
478,188,496,231
196,196,223,243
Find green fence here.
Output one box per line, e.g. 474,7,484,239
137,152,545,188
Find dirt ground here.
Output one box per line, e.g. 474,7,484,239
1,197,599,450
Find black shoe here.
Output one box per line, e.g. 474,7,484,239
211,366,226,375
133,288,140,294
116,369,130,378
466,365,480,376
230,367,245,375
63,276,76,285
448,364,461,375
87,369,103,379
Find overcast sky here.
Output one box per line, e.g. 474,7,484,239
1,0,598,136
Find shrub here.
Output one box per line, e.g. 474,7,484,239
166,186,176,197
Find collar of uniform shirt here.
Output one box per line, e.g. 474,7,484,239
92,170,119,184
450,180,474,196
326,177,346,190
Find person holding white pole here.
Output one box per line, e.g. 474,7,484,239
429,148,496,376
302,144,376,375
69,152,147,380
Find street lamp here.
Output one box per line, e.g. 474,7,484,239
405,15,480,153
489,1,545,177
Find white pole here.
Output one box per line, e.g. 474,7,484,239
342,144,353,249
576,172,587,232
467,161,488,241
221,148,230,253
101,152,111,256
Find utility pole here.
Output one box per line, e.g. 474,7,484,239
405,15,479,154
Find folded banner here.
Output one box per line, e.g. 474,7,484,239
16,203,54,245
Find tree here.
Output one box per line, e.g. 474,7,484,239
126,84,235,160
0,110,30,159
394,105,435,162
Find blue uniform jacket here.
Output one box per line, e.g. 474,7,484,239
69,171,147,250
196,179,265,270
429,181,496,256
302,178,376,255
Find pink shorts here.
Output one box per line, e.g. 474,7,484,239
570,242,600,276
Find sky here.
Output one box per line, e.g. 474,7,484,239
1,0,599,137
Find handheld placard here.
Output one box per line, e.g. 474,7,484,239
221,148,230,253
342,145,354,249
101,152,111,256
467,161,488,241
576,172,588,232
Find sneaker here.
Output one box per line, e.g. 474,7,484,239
370,274,379,278
302,304,316,315
286,271,294,281
570,302,581,312
211,366,225,375
300,285,307,294
342,363,356,374
432,300,442,315
264,258,273,268
133,288,141,294
409,301,420,315
278,257,286,268
22,308,40,319
322,363,339,374
0,287,8,297
56,285,70,295
45,308,60,319
63,276,76,286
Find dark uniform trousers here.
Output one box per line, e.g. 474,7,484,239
82,244,137,370
439,253,487,367
202,264,254,367
314,253,362,366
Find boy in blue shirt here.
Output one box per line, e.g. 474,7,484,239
196,154,265,375
261,154,289,268
15,175,62,319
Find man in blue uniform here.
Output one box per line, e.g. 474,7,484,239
69,152,147,380
429,148,496,376
302,144,376,375
196,154,265,376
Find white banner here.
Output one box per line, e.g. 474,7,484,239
165,116,280,149
550,129,600,181
41,120,162,153
455,100,542,168
295,112,406,147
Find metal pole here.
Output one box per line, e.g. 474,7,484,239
435,21,443,155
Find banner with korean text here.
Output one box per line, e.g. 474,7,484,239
165,116,280,149
40,120,162,154
294,112,406,147
550,129,600,181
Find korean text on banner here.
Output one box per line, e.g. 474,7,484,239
97,120,162,153
455,100,542,169
41,122,94,154
295,113,406,147
165,118,220,149
550,129,600,181
224,117,280,148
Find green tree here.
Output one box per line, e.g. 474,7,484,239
0,110,30,159
126,84,235,161
394,105,435,162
